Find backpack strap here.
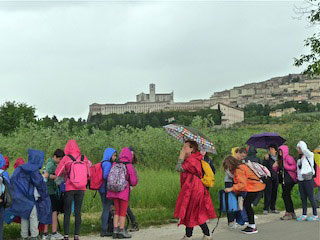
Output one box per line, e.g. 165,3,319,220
248,177,263,182
68,154,77,162
225,192,229,212
68,154,84,162
305,157,316,176
305,157,314,171
202,162,205,178
212,190,224,234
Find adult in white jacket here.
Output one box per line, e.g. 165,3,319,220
296,141,318,222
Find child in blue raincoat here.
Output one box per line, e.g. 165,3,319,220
9,149,52,240
0,154,10,240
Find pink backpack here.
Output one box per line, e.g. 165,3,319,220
68,154,89,189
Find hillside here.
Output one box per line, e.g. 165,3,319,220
210,74,320,108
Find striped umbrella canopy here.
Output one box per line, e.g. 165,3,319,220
163,124,216,154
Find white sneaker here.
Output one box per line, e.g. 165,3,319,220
51,232,64,240
181,236,193,240
228,222,241,230
202,235,212,240
42,234,50,240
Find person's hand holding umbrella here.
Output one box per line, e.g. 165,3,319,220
179,147,188,161
179,142,194,160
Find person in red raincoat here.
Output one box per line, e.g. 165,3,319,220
174,140,216,240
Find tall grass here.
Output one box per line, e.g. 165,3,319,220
2,119,320,238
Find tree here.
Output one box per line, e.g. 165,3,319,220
38,115,55,128
150,116,161,127
0,101,36,135
294,0,320,75
244,103,270,118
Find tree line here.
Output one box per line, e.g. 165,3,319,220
1,100,320,136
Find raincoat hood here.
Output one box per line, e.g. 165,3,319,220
14,158,25,169
2,156,9,170
64,140,81,156
232,147,239,157
119,148,133,163
102,148,116,162
297,141,310,156
191,151,203,162
28,149,45,169
247,145,257,156
279,145,289,159
0,154,6,169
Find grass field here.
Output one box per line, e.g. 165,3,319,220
2,119,320,238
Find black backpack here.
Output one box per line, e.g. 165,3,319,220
204,155,216,175
0,172,12,208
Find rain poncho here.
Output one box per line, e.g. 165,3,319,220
9,149,52,224
174,152,216,227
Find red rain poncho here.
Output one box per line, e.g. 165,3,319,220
174,152,216,228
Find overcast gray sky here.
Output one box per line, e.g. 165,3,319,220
0,0,315,119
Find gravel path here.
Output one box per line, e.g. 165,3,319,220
81,208,319,240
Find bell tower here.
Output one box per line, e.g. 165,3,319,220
149,84,156,102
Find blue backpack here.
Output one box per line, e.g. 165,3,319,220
212,190,239,234
219,190,238,212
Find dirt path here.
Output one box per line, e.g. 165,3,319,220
82,208,319,240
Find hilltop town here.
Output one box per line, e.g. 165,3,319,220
89,74,320,120
211,74,320,108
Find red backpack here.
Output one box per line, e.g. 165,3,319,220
68,154,89,189
89,162,104,190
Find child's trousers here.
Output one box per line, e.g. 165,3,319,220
21,206,39,238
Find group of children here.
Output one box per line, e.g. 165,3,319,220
0,138,319,240
222,140,319,235
174,139,319,240
0,140,139,240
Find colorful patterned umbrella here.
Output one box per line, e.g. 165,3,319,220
163,124,216,154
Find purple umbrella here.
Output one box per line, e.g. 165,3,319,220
246,132,286,149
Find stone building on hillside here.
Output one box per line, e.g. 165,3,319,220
136,84,174,103
211,103,244,126
269,107,296,118
88,74,319,123
88,84,212,120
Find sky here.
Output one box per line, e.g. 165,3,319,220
0,0,316,119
